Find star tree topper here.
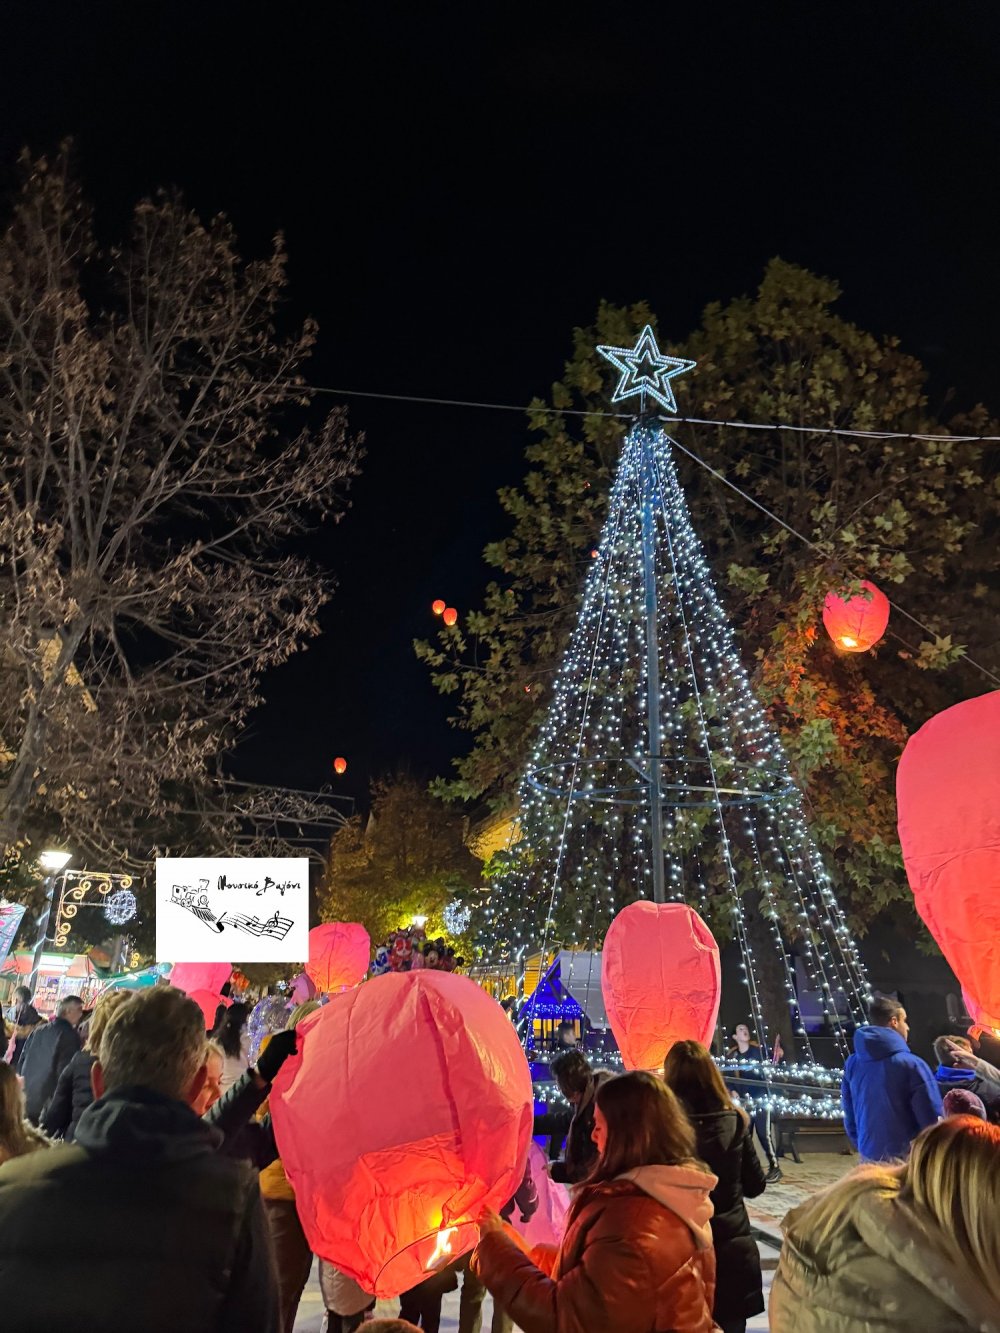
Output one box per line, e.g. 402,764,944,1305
596,324,696,414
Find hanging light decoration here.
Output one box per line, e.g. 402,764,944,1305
431,600,446,616
333,757,348,775
442,607,458,627
822,580,890,652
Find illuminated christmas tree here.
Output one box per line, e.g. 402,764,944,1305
482,326,870,1062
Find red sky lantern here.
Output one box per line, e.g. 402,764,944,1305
590,549,599,559
602,901,721,1070
186,988,231,1029
169,961,232,995
898,690,1000,1034
442,607,458,627
270,971,533,1296
431,599,446,616
304,922,371,994
822,579,890,652
333,756,348,775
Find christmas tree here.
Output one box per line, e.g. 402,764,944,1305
482,327,870,1064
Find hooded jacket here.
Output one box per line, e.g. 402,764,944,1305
0,1085,278,1332
472,1163,718,1333
687,1108,766,1322
841,1026,942,1161
770,1181,1000,1332
935,1064,1000,1124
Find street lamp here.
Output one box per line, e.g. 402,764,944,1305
27,849,72,997
412,915,428,929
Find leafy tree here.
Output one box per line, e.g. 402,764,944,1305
0,149,361,879
317,774,482,948
417,262,1000,939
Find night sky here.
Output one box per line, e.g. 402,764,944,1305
3,4,999,805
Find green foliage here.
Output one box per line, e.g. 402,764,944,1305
417,262,1000,932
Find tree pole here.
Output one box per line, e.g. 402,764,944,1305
638,422,667,904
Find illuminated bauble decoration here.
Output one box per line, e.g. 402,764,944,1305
304,922,371,994
333,756,348,775
442,901,472,936
431,599,446,616
601,901,721,1071
822,579,890,652
247,994,292,1065
187,988,230,1030
270,971,533,1296
442,607,458,627
169,961,232,994
898,690,1000,1034
104,888,137,926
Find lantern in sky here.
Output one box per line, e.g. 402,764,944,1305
442,607,458,627
602,901,721,1071
333,756,348,776
304,922,371,994
898,690,1000,1034
169,961,232,995
822,579,890,652
270,971,533,1296
432,599,446,616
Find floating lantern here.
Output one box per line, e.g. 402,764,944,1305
432,599,446,616
304,922,371,995
270,971,533,1296
602,901,721,1071
822,579,890,652
169,961,232,995
333,757,348,776
898,690,1000,1035
590,549,599,559
442,607,458,627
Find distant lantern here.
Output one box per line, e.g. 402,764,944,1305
334,757,348,775
304,922,371,995
590,550,599,559
442,607,458,627
822,580,890,652
431,599,446,616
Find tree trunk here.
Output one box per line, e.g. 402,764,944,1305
743,891,799,1063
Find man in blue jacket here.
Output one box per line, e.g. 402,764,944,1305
842,993,942,1160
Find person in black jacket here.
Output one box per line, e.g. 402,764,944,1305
17,994,83,1123
544,1050,613,1184
664,1038,767,1333
41,988,132,1141
0,985,277,1333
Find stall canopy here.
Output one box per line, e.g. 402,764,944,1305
523,951,608,1029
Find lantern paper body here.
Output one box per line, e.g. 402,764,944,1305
602,901,721,1071
187,988,230,1030
169,962,232,995
270,970,533,1297
513,1141,570,1249
822,580,890,652
898,690,1000,1032
304,922,371,994
290,970,318,1006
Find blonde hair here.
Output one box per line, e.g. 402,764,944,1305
785,1117,1000,1304
85,989,134,1054
99,986,206,1099
0,1062,48,1163
205,1039,226,1067
286,1000,320,1029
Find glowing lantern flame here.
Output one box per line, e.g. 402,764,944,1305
442,607,458,627
333,757,347,775
840,636,858,649
822,580,890,653
431,599,446,616
425,1226,457,1270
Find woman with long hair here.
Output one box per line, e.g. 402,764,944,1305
212,1000,250,1090
0,1061,49,1165
472,1070,718,1333
664,1040,766,1333
771,1116,1000,1331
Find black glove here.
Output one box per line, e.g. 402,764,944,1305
255,1027,297,1085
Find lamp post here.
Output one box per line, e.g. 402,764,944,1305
27,849,72,998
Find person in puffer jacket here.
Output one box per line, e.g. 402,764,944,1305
471,1071,717,1333
770,1116,1000,1332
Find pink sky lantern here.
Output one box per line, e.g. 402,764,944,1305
270,971,533,1297
898,690,1000,1035
304,922,371,994
169,961,232,995
822,579,890,652
602,901,721,1071
186,988,230,1030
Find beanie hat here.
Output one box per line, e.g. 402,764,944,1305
942,1087,987,1120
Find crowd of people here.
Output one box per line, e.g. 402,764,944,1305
1,980,999,1332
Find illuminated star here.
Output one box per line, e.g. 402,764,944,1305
596,324,696,413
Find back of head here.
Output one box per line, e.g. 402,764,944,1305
212,1000,249,1058
85,989,134,1055
590,1070,696,1183
14,985,30,1005
98,987,206,1101
933,1033,971,1067
869,994,904,1027
550,1048,592,1099
663,1039,733,1116
58,995,84,1022
942,1088,987,1120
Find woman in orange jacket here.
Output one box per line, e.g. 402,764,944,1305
471,1070,718,1333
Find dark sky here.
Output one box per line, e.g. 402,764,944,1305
3,3,999,804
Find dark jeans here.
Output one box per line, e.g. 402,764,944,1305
326,1313,371,1333
262,1196,313,1333
458,1254,513,1333
718,1321,747,1333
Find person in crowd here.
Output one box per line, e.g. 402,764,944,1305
41,988,132,1141
769,1116,1000,1331
943,1087,987,1119
458,1158,539,1333
664,1039,766,1333
398,1263,459,1332
933,1033,1000,1123
319,1260,375,1332
724,1021,782,1183
841,993,942,1161
545,1049,613,1183
212,999,250,1090
0,986,277,1331
7,984,41,1067
204,1025,297,1165
191,1039,227,1115
946,1037,1000,1084
0,1061,50,1165
472,1070,718,1333
17,993,83,1124
554,1020,578,1051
